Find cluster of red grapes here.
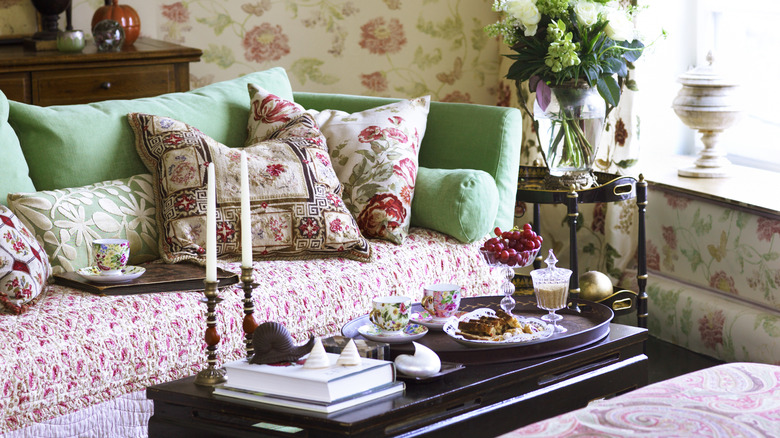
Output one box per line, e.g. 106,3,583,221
480,223,543,266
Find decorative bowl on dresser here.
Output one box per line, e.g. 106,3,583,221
0,37,202,106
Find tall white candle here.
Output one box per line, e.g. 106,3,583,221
206,162,217,282
240,150,252,268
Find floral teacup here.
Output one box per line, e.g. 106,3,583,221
92,238,130,276
421,283,462,322
369,295,411,333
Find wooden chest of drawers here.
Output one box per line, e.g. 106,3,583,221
0,37,202,106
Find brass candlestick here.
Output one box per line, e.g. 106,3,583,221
194,280,227,386
241,266,259,358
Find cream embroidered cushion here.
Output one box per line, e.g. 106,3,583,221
0,205,51,314
7,174,159,274
246,84,430,244
129,112,372,264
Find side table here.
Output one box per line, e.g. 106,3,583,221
0,37,202,105
516,166,648,328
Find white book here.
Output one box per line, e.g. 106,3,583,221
223,353,395,403
213,381,405,414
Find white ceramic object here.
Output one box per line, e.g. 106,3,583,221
394,342,441,377
77,265,145,283
357,323,428,344
673,51,743,178
336,339,361,366
303,338,330,369
411,311,463,331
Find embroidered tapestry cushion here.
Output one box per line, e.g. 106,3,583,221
128,112,372,264
6,174,159,274
0,205,51,314
246,85,430,244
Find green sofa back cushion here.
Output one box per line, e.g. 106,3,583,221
411,167,499,243
8,67,293,191
0,90,36,205
293,92,522,231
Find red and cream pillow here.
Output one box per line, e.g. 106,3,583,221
246,84,430,244
128,111,372,264
0,205,51,314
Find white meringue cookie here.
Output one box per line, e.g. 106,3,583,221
394,342,441,377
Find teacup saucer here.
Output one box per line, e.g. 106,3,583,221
357,323,428,344
411,310,466,331
77,265,146,283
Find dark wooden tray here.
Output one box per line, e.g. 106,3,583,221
342,296,613,365
53,262,239,295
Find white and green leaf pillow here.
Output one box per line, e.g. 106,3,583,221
7,174,159,274
305,96,431,244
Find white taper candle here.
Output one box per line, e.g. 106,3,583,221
240,150,252,268
206,162,217,282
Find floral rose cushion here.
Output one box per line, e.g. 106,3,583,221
7,174,159,274
0,205,51,314
128,112,372,264
245,84,430,244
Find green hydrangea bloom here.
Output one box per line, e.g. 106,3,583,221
536,0,571,19
545,19,580,73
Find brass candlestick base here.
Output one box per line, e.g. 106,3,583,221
241,266,259,358
194,280,227,386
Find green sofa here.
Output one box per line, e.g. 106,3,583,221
0,67,523,435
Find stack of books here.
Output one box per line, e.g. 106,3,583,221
214,353,403,413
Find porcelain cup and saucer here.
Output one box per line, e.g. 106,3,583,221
77,239,146,283
358,295,428,343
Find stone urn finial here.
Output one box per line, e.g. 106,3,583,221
672,51,743,178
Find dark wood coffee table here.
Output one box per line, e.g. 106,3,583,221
146,318,647,437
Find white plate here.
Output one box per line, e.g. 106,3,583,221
77,265,146,283
357,323,428,344
443,308,554,347
410,311,466,331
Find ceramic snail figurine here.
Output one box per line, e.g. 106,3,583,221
249,322,315,364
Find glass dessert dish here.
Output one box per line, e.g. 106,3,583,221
479,225,543,314
480,246,539,314
530,250,572,333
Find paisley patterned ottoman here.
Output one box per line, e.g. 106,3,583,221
501,362,780,437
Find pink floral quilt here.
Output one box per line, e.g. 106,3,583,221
503,362,780,437
0,228,502,434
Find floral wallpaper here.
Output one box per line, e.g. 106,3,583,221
645,187,780,365
69,0,502,105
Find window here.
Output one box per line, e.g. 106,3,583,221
698,0,780,171
636,0,780,172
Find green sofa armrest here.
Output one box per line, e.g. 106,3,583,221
293,92,523,231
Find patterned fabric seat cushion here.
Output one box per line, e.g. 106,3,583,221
502,362,780,437
0,228,501,434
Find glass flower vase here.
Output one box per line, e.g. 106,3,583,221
534,82,606,189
